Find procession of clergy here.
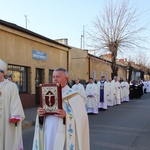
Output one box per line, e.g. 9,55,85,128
72,76,150,114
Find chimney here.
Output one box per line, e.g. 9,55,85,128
55,38,68,45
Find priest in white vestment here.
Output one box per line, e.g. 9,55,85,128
146,81,150,93
72,78,86,105
86,78,99,114
120,79,129,102
105,79,113,106
142,80,147,94
32,68,90,150
97,76,107,110
111,76,121,105
0,59,25,150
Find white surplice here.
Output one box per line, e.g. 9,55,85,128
86,83,99,114
72,83,87,105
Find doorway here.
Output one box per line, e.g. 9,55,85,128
35,68,44,105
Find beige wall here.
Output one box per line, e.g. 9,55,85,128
117,66,127,80
89,56,127,81
0,23,69,108
69,47,89,84
70,49,128,84
89,56,111,81
0,24,69,94
0,26,68,68
144,74,150,81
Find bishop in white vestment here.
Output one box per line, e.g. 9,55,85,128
0,59,25,150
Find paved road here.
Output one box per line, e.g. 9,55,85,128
23,93,150,150
89,93,150,150
23,127,34,150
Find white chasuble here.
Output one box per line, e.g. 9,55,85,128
120,81,126,99
104,82,112,101
32,85,90,150
120,81,129,100
125,82,129,97
112,81,121,100
105,82,113,106
0,80,25,150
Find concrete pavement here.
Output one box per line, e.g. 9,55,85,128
22,92,150,150
22,106,38,131
22,93,150,131
22,92,150,132
88,92,150,150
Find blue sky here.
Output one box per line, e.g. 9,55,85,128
0,0,103,48
0,0,150,63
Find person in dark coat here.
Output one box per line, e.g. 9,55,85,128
129,80,135,99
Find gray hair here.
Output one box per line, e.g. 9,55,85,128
54,68,68,77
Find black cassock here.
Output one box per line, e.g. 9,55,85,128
129,84,135,99
134,85,140,98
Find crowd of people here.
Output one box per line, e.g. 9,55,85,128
1,57,150,150
143,80,150,93
129,80,150,99
1,58,90,150
71,76,150,115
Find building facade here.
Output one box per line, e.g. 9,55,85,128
69,47,127,85
0,20,70,108
1,20,149,108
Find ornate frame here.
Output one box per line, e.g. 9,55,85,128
39,83,62,115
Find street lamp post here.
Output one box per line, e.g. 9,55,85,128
83,25,88,50
80,34,83,49
80,25,88,50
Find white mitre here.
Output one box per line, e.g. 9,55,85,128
0,59,7,73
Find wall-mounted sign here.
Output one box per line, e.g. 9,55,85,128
32,50,47,60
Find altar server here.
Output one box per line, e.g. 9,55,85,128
86,78,99,114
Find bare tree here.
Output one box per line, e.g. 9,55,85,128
136,51,150,78
88,0,148,79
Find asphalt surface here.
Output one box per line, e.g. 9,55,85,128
89,93,150,150
23,93,150,150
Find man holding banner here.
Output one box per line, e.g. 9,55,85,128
32,68,90,150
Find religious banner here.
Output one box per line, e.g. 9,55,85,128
39,83,62,115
